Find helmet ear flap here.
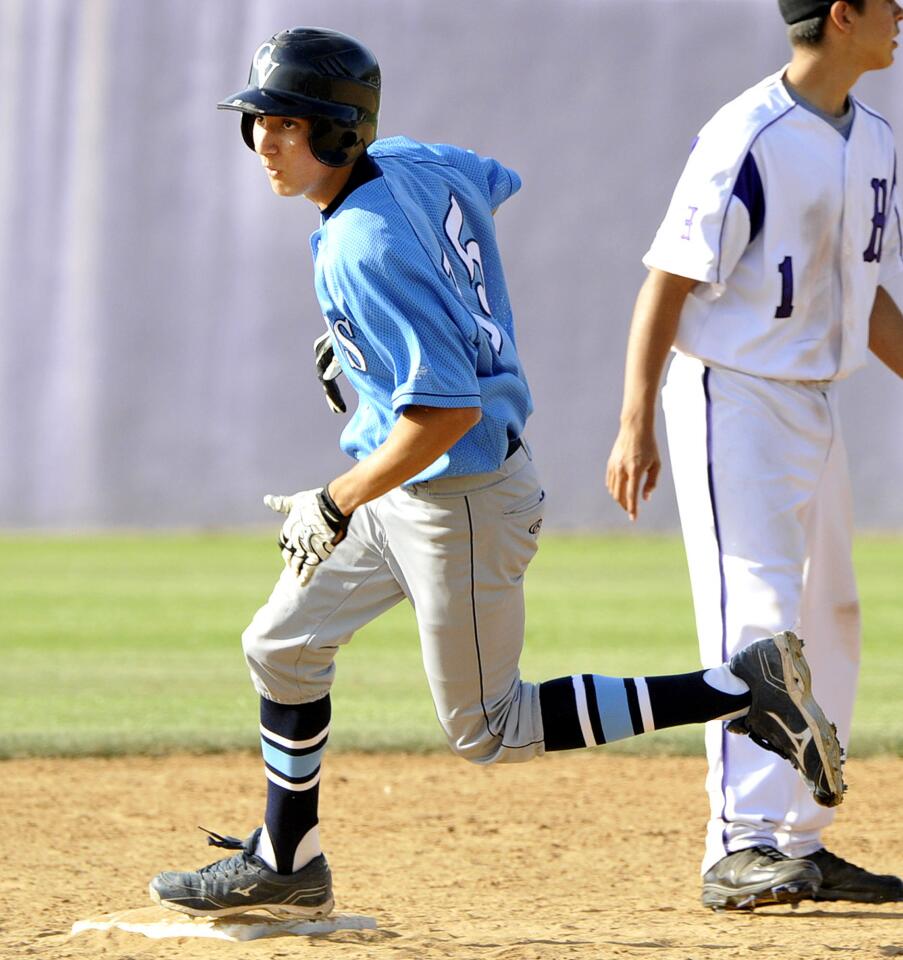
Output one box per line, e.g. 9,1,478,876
309,116,333,147
308,116,366,167
240,113,256,151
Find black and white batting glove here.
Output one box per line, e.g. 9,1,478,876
264,486,351,586
313,331,346,414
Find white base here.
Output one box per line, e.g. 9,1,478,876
71,907,377,942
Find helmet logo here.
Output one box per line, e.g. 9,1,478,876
253,43,279,86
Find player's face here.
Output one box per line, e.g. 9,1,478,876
252,116,343,205
851,0,903,69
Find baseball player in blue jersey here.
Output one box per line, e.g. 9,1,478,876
608,0,903,911
148,27,846,920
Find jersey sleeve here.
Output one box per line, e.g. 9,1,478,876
643,127,758,295
328,234,482,412
433,142,522,211
481,155,522,210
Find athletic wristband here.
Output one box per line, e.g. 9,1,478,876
317,485,351,534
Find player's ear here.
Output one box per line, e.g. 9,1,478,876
828,1,856,34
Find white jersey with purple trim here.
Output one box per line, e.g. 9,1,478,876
645,67,903,875
644,68,903,381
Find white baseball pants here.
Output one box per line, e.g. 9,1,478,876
662,352,860,873
241,443,548,764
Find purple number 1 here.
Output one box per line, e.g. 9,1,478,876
775,256,794,319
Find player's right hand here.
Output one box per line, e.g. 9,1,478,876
605,423,660,522
264,486,351,585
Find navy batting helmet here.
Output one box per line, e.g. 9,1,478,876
217,27,380,167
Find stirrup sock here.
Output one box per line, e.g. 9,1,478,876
539,669,750,750
259,695,330,873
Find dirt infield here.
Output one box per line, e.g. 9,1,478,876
4,753,902,960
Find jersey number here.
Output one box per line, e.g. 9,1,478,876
863,178,888,263
774,175,888,319
775,256,794,319
442,194,504,353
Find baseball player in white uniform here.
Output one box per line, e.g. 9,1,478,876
607,0,903,910
145,26,846,921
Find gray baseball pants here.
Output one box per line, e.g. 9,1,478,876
242,442,548,764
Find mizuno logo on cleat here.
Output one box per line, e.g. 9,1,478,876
764,711,812,771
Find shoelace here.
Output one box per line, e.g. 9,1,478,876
750,845,789,862
193,827,251,878
200,827,246,851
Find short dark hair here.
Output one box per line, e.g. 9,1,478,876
788,0,866,46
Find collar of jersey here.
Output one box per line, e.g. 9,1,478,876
321,153,383,221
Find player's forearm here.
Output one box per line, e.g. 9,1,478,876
327,405,482,514
868,285,903,379
618,269,696,426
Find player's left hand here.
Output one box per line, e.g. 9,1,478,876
313,332,347,414
264,487,351,585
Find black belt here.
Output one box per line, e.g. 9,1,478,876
505,437,523,460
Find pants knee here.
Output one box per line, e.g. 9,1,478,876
835,600,861,639
241,622,265,670
438,679,542,765
241,623,335,703
440,699,515,765
445,725,502,764
241,623,276,698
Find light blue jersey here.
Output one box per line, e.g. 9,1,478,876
310,136,532,482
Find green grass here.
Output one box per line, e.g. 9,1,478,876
0,534,900,758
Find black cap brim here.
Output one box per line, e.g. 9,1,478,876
216,86,358,123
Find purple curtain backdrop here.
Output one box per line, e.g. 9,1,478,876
1,0,901,529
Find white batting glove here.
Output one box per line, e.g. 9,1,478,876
313,332,346,414
264,486,351,585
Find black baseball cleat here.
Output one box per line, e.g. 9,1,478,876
702,846,821,911
808,848,903,903
149,827,334,919
726,631,846,808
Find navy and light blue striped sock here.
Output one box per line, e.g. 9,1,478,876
257,695,330,874
539,665,750,750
